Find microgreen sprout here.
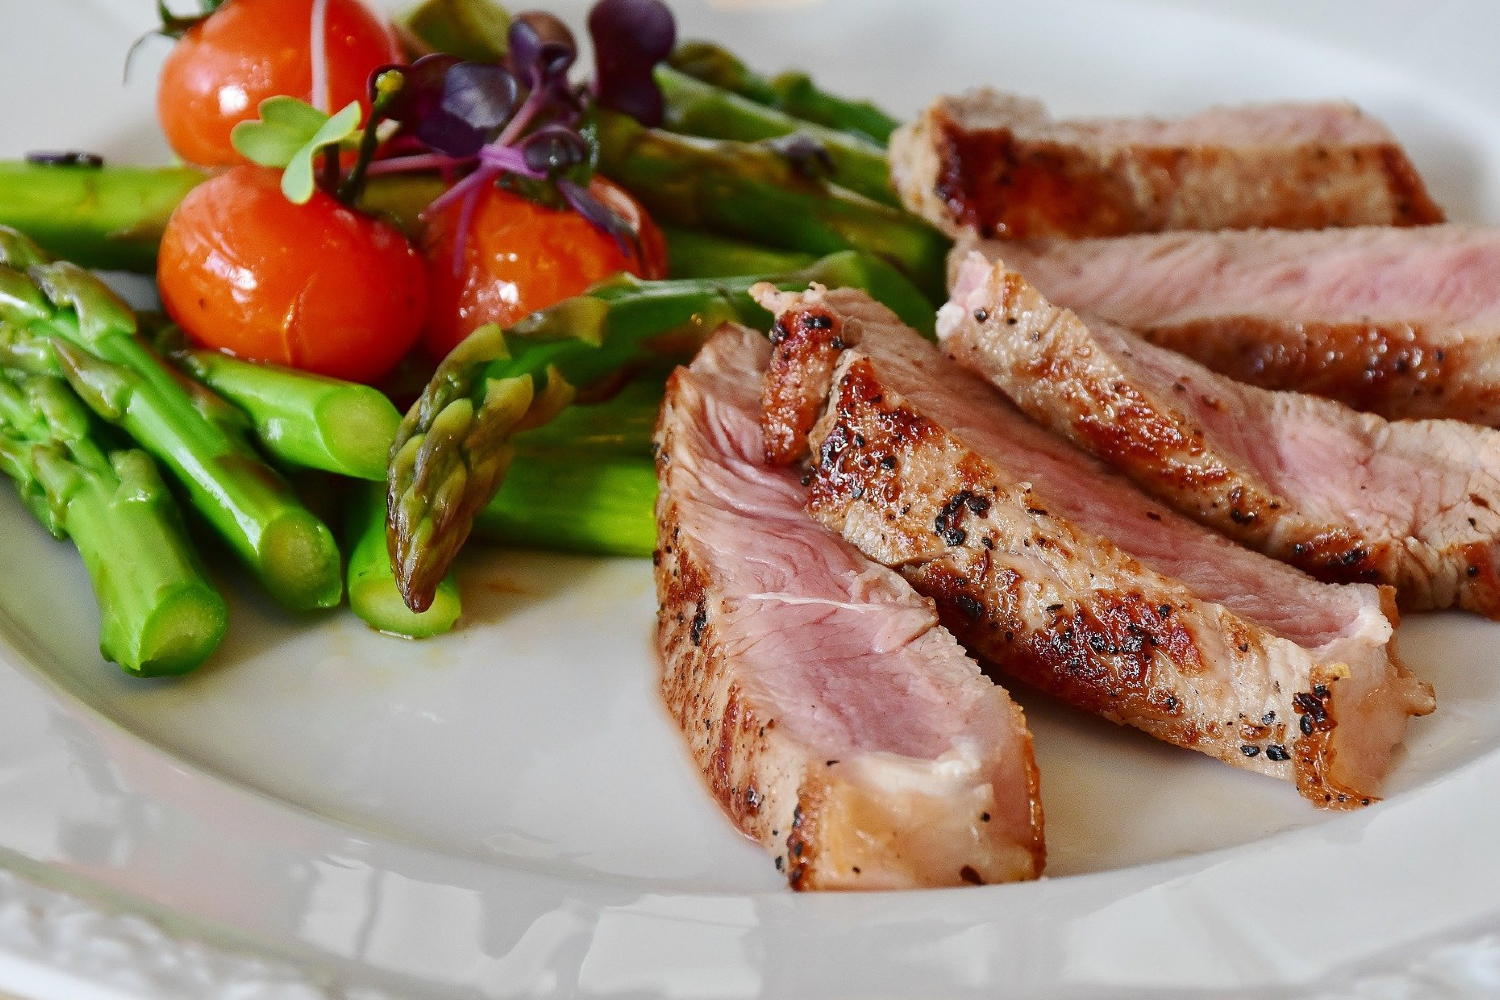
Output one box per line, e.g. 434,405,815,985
226,0,677,254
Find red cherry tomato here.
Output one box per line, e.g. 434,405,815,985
157,0,400,168
420,177,669,359
158,165,428,384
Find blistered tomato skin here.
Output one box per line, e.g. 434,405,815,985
157,0,401,168
158,166,428,384
420,178,668,359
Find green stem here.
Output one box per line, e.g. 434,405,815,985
664,227,818,280
0,371,226,675
0,228,343,612
655,65,896,207
170,347,401,480
474,451,657,557
596,111,948,301
668,42,901,145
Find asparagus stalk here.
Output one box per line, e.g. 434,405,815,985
388,250,931,610
347,481,462,638
169,346,402,480
0,227,343,611
474,451,657,557
399,0,510,61
668,42,901,146
655,66,896,207
596,111,948,301
664,227,817,280
477,383,663,555
0,370,227,675
510,377,661,456
0,163,205,272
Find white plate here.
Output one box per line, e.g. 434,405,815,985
3,1,1500,997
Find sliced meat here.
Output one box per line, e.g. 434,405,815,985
654,325,1043,890
891,90,1443,240
941,252,1500,617
754,284,1433,807
982,226,1500,426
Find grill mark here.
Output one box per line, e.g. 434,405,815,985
924,103,1443,239
810,358,1257,764
1139,317,1482,424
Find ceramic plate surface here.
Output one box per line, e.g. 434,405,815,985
2,1,1500,997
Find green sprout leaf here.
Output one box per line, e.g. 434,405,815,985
280,101,363,204
231,97,331,168
230,97,364,205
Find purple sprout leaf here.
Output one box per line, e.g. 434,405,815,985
419,62,521,157
764,133,837,182
376,54,461,128
508,12,578,90
415,114,489,159
588,0,676,126
558,178,642,261
519,124,590,177
442,63,520,132
377,57,520,160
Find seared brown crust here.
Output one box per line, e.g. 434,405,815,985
761,307,845,465
891,92,1444,240
1138,317,1495,425
654,381,797,863
943,262,1500,616
805,354,1387,807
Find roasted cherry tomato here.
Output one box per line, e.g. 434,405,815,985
420,177,668,359
158,165,427,384
158,0,401,168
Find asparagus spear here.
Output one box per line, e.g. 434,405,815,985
399,0,510,61
388,250,932,610
474,452,656,557
664,227,816,280
0,227,343,611
0,370,227,675
655,66,897,207
668,42,901,146
347,481,462,638
596,111,948,301
350,378,666,637
509,377,662,456
169,346,402,480
0,163,205,272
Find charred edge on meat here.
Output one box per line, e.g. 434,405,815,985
928,105,1444,239
1137,318,1460,421
762,308,846,465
